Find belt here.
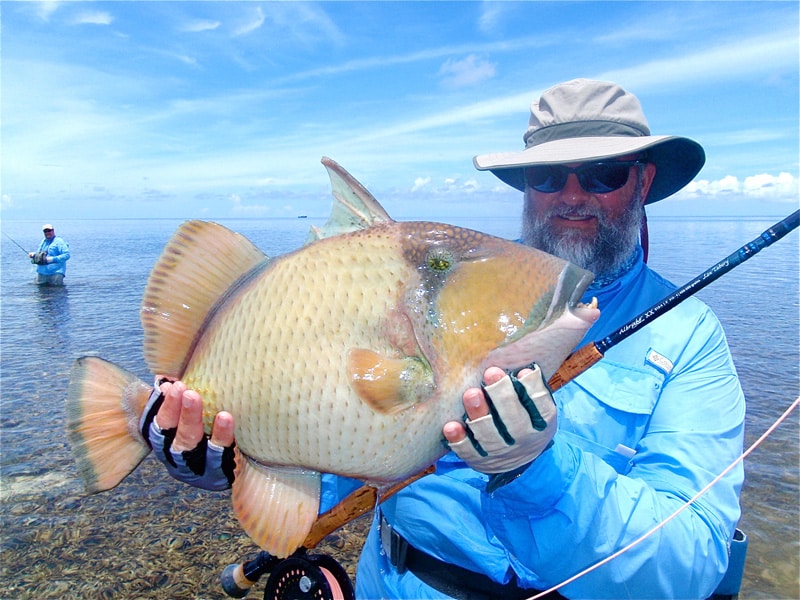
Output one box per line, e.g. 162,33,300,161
380,514,566,600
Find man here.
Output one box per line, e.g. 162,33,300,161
28,224,71,285
145,79,745,599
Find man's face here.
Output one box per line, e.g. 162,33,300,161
521,158,656,278
43,228,55,240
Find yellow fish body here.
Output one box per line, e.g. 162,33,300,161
67,157,599,558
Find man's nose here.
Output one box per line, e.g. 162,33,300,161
558,173,590,204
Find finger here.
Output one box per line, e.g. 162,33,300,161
482,366,506,386
155,380,186,430
463,387,490,420
210,411,235,448
442,421,466,444
172,390,205,452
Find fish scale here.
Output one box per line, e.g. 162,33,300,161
183,232,431,478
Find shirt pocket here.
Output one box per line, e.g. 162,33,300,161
557,358,666,475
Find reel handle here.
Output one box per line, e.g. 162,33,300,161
221,552,280,598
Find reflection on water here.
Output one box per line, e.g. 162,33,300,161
33,285,73,348
0,217,797,599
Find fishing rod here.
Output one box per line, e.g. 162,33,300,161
4,232,32,256
548,209,800,390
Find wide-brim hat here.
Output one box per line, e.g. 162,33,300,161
473,79,705,204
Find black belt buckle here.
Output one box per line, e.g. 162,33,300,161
380,512,408,574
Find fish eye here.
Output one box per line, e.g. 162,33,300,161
426,248,454,272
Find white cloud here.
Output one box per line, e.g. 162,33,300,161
36,1,61,22
478,2,504,35
438,55,496,89
599,29,798,93
681,173,798,201
743,172,798,199
233,6,266,37
70,11,113,26
181,19,221,33
412,177,431,192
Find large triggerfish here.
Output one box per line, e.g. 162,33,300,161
66,157,599,559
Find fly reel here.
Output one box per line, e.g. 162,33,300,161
263,552,353,600
221,549,354,600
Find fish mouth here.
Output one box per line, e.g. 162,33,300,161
537,262,595,331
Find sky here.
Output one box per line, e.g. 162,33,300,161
2,1,799,222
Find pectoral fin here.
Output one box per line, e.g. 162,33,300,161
347,349,435,415
231,453,321,558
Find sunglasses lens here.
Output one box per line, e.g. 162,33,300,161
524,166,566,193
580,163,633,193
525,161,640,193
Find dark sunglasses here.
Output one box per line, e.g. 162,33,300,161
43,228,54,232
524,160,645,194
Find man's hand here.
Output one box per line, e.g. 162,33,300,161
139,379,237,490
443,364,556,488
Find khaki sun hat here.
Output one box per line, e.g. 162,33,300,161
473,79,705,204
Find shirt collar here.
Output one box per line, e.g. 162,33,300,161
587,246,642,291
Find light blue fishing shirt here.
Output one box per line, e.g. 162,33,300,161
35,236,71,276
323,245,745,600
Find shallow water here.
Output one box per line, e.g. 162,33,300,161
1,215,797,599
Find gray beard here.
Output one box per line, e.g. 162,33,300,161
520,184,645,279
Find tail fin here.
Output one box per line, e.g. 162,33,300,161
66,356,152,493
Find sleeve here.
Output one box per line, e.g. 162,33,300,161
49,239,71,263
482,308,745,599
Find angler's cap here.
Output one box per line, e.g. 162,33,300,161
42,223,54,231
473,78,705,204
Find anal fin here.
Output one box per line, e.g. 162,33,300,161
232,453,321,558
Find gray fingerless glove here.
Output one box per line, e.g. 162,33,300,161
446,364,556,490
139,385,236,491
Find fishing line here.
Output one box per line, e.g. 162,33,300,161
527,395,800,600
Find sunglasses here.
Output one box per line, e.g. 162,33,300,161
43,228,54,232
524,160,645,194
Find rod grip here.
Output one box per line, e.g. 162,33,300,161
548,343,605,391
302,466,435,549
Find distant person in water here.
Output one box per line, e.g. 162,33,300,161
29,224,71,286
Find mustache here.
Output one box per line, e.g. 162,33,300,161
546,205,605,221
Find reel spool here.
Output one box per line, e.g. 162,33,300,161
263,552,354,600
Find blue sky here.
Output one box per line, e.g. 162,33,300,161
2,1,798,221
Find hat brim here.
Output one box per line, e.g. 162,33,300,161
474,135,705,204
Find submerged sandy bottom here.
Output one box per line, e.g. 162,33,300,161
1,459,370,599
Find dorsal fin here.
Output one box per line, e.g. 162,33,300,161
140,220,267,377
306,157,393,243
